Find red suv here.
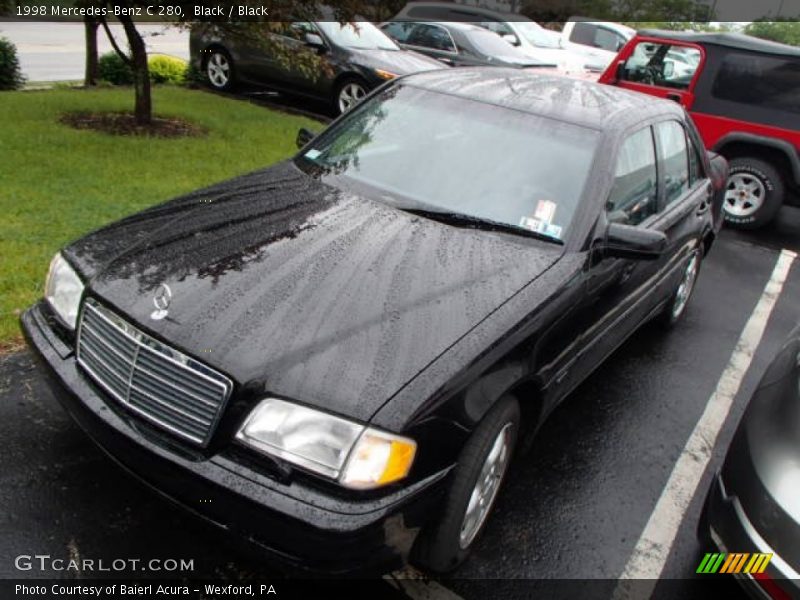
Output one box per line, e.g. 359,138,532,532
599,30,800,229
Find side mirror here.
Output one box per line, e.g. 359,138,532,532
296,127,315,149
304,32,326,52
502,33,520,46
706,151,730,191
614,59,627,81
603,222,666,260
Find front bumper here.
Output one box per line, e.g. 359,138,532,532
705,472,800,600
21,303,449,574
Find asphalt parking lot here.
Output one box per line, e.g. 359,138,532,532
2,206,800,599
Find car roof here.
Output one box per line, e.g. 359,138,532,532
567,18,636,37
401,68,683,130
638,29,800,58
395,1,533,22
430,21,491,32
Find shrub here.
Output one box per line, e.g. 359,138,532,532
98,51,133,85
184,63,205,88
0,36,24,91
148,54,188,85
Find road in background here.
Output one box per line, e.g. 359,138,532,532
2,208,799,597
0,21,188,82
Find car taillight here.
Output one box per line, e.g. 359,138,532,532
753,571,791,600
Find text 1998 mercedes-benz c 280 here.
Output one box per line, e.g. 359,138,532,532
22,69,726,573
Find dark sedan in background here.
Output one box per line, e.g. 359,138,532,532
23,70,722,574
701,326,800,599
379,21,554,68
190,21,443,113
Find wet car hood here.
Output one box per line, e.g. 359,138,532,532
65,162,561,423
347,47,444,74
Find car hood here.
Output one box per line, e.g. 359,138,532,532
347,47,444,74
490,54,553,68
65,162,561,422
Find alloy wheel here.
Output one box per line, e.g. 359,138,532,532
672,252,699,321
458,423,513,549
207,52,230,89
338,82,366,113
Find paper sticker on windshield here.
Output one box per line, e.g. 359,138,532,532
305,149,321,160
519,216,545,233
519,216,563,240
545,223,563,239
534,199,557,224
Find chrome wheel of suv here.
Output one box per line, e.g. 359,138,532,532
724,173,765,218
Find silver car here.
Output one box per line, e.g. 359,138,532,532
701,325,800,598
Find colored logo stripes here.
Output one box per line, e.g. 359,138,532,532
697,552,773,574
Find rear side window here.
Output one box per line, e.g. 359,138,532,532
686,130,705,186
569,22,596,46
381,22,415,44
607,126,658,226
570,22,625,52
655,121,690,205
621,42,701,90
594,27,625,52
406,24,457,53
711,53,800,114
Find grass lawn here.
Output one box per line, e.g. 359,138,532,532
0,86,321,350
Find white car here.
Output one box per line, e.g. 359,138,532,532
561,19,636,71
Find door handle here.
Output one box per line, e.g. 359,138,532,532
696,199,710,215
666,93,681,103
620,263,635,283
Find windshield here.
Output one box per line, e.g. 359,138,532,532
297,85,599,242
316,21,398,50
516,22,561,49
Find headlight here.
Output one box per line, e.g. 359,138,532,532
374,68,397,80
236,398,416,489
44,253,84,330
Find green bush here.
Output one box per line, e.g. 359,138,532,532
99,52,189,86
184,63,205,87
0,36,24,91
98,51,133,85
148,54,188,85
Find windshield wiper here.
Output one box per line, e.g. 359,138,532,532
402,208,563,245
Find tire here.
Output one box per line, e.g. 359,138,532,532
204,48,235,92
333,77,369,115
412,396,520,573
659,246,702,329
722,157,784,230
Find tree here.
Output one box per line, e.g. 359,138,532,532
522,0,713,23
745,19,800,46
84,17,100,86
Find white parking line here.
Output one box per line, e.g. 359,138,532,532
385,566,465,600
614,248,797,599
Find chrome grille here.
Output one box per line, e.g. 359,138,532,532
76,298,233,446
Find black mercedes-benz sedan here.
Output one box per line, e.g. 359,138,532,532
700,325,800,599
22,69,723,574
190,20,444,114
